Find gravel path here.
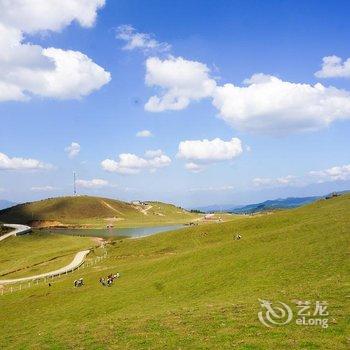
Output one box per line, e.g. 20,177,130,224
0,224,90,285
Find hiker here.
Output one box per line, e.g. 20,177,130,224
235,234,242,240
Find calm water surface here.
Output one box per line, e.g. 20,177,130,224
41,225,185,238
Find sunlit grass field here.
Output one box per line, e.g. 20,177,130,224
0,232,93,279
0,195,348,349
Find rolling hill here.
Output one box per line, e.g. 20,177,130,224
0,193,348,349
0,196,199,228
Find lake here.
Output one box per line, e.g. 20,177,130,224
40,224,185,239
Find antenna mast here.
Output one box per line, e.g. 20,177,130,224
73,171,77,196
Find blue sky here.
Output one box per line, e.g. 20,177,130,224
0,0,350,207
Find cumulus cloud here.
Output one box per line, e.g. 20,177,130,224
0,0,105,33
101,150,171,174
136,130,153,138
0,152,52,170
144,55,350,134
0,0,110,102
30,185,57,191
144,56,217,112
116,25,170,53
76,178,109,188
315,55,350,79
65,142,81,158
213,73,350,134
309,164,350,182
178,137,243,172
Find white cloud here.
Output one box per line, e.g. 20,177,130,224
144,55,350,134
116,25,170,53
136,130,153,138
253,175,297,187
252,177,274,187
252,164,350,189
178,138,243,162
144,56,216,112
0,0,105,33
309,164,350,182
0,1,110,102
30,185,57,191
0,152,52,170
315,55,350,79
213,73,350,134
65,142,81,158
101,150,171,174
178,138,243,172
76,178,109,188
276,175,297,185
185,162,204,173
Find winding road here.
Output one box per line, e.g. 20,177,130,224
0,224,91,285
0,224,31,242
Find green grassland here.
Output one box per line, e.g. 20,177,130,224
0,195,348,349
0,232,94,279
0,223,11,236
0,196,203,228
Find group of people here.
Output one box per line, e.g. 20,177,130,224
73,273,120,288
99,273,120,287
74,278,84,287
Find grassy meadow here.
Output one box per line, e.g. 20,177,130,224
0,232,93,279
0,195,348,349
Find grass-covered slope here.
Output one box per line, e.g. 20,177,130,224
0,195,348,349
0,196,199,228
0,231,93,279
0,223,11,236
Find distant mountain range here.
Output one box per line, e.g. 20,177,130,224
194,192,348,214
230,196,320,214
0,200,16,210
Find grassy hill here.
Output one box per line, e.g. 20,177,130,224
0,196,200,228
0,194,348,349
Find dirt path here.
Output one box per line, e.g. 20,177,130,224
0,224,91,285
134,204,153,215
100,200,125,216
